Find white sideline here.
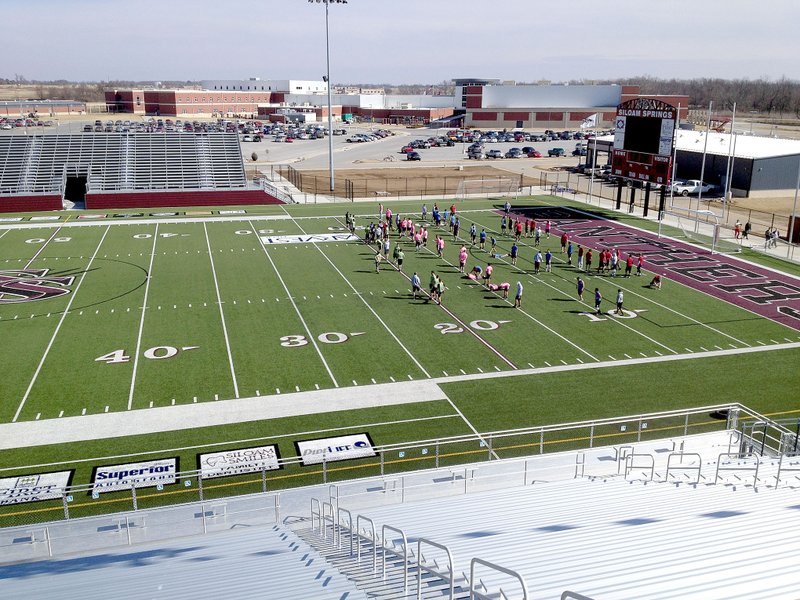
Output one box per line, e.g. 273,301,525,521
0,380,448,450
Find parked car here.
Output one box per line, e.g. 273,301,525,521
406,151,421,161
526,150,542,158
486,149,503,159
548,148,566,157
467,149,483,160
400,145,414,154
505,148,523,159
670,179,715,196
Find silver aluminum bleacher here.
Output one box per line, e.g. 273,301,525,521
0,522,368,600
300,436,800,599
0,132,247,196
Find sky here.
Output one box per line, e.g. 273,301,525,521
3,0,799,84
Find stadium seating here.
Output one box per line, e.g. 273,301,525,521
0,132,248,197
298,435,800,599
0,522,367,600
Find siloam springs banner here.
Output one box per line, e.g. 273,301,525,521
0,471,74,506
295,433,376,466
91,458,178,494
198,445,282,480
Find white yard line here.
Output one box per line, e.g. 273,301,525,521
3,413,461,471
514,210,751,347
127,223,159,411
249,219,339,388
459,214,678,355
416,231,600,363
203,222,240,398
442,390,501,460
12,226,112,423
288,213,432,378
23,225,65,269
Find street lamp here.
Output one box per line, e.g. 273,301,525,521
309,0,347,195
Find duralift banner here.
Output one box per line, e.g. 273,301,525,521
261,233,359,245
91,458,178,493
295,433,376,466
0,471,73,506
198,445,282,479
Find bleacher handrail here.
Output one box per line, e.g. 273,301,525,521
381,523,409,596
356,514,378,573
469,557,529,600
624,453,655,481
665,452,703,484
416,537,456,600
715,452,761,487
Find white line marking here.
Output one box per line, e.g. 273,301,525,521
13,226,111,423
127,223,159,411
203,222,240,399
10,412,464,470
290,215,432,379
249,220,339,388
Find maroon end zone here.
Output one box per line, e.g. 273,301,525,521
510,206,800,331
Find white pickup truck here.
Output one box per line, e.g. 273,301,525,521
671,179,715,196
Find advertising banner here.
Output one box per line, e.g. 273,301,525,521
198,445,281,479
296,433,376,466
261,233,358,245
91,458,178,493
0,471,73,506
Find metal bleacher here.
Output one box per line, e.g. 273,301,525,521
300,432,800,600
0,132,247,196
0,523,367,600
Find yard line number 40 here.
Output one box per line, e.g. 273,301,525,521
96,345,199,364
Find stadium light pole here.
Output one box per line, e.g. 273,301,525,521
309,0,347,195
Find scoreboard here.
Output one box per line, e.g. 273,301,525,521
611,99,677,185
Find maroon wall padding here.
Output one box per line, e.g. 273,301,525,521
0,195,62,213
84,190,282,209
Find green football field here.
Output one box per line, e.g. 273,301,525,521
1,195,799,521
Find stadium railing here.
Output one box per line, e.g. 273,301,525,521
0,403,794,562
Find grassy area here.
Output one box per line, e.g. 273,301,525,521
1,195,799,522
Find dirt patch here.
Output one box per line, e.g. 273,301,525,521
281,165,537,198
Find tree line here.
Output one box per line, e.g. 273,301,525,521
3,76,800,117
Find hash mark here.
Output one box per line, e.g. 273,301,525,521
81,408,86,415
544,362,551,367
442,370,449,376
407,374,414,380
58,410,63,418
35,413,40,420
295,385,300,392
389,376,395,382
371,378,376,384
477,367,484,373
276,388,281,394
624,354,631,359
494,366,501,372
352,380,358,386
576,358,584,364
654,351,663,356
148,402,153,408
314,384,320,390
460,369,466,374
104,406,109,412
214,394,219,401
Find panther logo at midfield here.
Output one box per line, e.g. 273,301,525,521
0,269,75,304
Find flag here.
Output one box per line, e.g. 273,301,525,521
581,113,597,129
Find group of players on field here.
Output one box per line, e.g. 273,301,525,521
363,202,663,308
